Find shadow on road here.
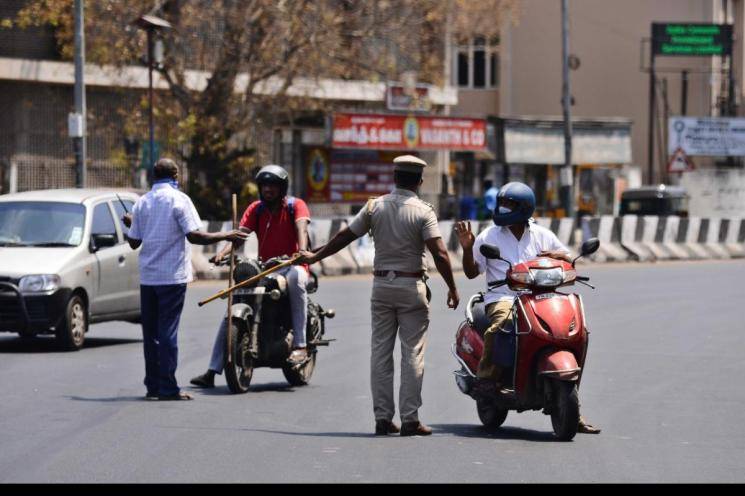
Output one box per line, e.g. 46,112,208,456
217,428,374,439
430,423,559,442
0,337,141,353
67,395,150,403
189,382,297,396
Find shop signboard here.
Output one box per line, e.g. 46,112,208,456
332,113,487,151
668,116,745,156
305,148,403,203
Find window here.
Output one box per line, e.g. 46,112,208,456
112,199,135,240
91,203,117,248
452,36,499,89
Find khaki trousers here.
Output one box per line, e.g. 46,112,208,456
370,276,430,423
477,300,514,380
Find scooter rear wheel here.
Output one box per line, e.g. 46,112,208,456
476,398,508,429
224,319,253,394
550,380,579,441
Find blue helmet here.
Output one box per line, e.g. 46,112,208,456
492,182,536,226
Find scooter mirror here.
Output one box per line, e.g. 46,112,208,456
479,244,501,260
580,238,600,256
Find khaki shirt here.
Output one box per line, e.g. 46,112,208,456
349,188,441,272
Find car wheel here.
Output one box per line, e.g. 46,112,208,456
55,294,88,351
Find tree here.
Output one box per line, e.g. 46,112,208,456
7,0,518,217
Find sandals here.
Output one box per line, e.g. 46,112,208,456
158,392,194,401
578,416,601,434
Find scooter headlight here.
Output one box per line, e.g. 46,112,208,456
529,268,563,288
19,274,61,293
509,270,533,285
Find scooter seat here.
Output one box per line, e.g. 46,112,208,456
471,302,491,337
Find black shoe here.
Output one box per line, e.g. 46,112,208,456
375,419,400,436
190,371,215,388
144,392,159,401
400,421,432,437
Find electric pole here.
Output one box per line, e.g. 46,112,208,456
72,0,86,188
560,0,574,217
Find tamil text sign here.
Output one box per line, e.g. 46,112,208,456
332,113,487,151
668,116,745,157
652,23,732,56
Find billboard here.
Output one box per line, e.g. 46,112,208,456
332,113,487,151
668,116,745,157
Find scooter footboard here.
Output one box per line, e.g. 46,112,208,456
537,350,581,381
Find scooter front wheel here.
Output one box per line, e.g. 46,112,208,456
224,319,253,394
550,380,579,441
476,398,508,429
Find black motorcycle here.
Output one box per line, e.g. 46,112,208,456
216,256,336,394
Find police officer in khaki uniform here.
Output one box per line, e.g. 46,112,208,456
295,155,459,436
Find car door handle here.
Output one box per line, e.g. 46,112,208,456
118,255,126,264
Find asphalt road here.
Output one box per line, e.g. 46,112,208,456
1,260,744,483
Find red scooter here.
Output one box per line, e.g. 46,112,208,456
452,238,600,441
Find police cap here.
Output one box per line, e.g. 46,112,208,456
393,155,428,174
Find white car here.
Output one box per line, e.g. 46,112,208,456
0,189,141,350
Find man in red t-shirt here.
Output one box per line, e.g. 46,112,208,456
191,165,311,388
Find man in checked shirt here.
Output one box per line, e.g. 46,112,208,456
123,158,247,400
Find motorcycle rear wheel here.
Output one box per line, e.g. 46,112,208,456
476,398,508,429
550,380,579,441
282,351,316,386
224,319,253,394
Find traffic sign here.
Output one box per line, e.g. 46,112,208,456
667,147,695,173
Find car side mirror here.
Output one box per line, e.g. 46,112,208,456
90,233,117,252
479,244,501,260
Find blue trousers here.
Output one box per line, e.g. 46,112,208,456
140,284,187,396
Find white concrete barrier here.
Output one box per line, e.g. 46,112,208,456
192,213,745,279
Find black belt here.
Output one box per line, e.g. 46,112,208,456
373,270,425,278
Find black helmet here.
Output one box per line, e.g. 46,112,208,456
255,165,289,197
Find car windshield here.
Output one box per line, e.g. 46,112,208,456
0,202,86,247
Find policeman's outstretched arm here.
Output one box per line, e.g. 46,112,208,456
295,227,358,265
424,237,459,309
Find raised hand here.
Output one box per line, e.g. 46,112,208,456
454,221,475,250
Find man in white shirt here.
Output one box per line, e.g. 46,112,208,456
454,181,600,434
124,158,247,401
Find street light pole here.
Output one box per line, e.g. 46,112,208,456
147,27,155,180
560,0,574,218
134,15,172,186
72,0,87,188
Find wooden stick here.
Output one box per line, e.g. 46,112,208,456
226,194,237,364
198,255,301,307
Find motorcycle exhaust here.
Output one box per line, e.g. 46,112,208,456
323,309,336,319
